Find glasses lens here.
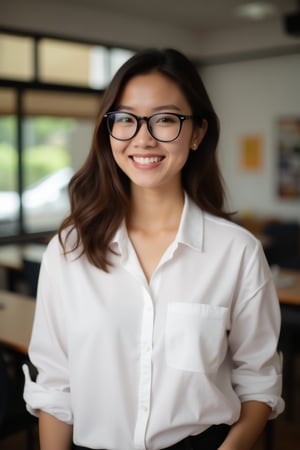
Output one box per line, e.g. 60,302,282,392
107,112,137,140
149,113,181,142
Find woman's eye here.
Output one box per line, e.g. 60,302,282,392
115,114,133,123
156,114,176,124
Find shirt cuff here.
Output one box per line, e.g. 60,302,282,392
232,372,285,419
23,364,73,424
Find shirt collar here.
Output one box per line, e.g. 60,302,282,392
176,192,204,251
112,192,204,255
112,219,129,258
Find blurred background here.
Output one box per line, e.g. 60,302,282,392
0,0,299,237
0,1,300,449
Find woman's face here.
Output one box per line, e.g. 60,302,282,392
109,71,206,193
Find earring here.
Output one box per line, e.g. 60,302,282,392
192,143,197,150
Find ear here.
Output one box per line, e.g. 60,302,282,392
190,119,208,151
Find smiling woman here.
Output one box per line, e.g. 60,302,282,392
23,48,284,450
106,71,206,195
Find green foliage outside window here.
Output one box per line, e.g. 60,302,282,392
24,146,70,187
0,116,73,191
0,143,17,191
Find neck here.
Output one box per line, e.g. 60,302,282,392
127,185,185,233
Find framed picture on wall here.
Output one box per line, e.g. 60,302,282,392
277,118,300,199
240,135,263,171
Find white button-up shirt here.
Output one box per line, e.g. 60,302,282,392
23,194,284,450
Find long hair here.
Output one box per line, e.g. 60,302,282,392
59,48,230,270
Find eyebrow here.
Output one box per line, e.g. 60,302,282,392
116,104,182,112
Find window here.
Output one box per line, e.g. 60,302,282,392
22,115,94,233
0,90,99,236
0,30,134,239
0,33,34,80
38,39,134,88
0,88,18,235
39,39,109,88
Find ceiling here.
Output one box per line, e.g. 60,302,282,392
1,0,300,61
70,0,297,32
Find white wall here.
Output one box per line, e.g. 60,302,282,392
201,53,300,220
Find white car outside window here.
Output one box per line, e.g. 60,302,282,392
0,167,74,233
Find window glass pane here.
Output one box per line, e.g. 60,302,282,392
23,90,101,118
0,88,18,236
0,33,33,80
39,39,110,88
0,88,99,237
89,46,110,89
110,48,135,79
0,116,18,236
22,116,94,233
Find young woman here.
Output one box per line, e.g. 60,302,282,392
23,48,284,450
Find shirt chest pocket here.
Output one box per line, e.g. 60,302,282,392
165,302,228,373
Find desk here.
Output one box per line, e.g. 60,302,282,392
0,290,35,354
275,269,300,306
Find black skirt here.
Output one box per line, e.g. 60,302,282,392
72,423,230,450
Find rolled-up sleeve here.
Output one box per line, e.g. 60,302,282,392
229,243,285,419
23,365,73,423
23,246,73,424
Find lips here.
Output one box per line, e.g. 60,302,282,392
131,155,164,165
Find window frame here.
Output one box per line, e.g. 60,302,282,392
0,28,137,243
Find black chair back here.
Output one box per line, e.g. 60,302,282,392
0,347,37,448
0,350,8,427
22,259,41,297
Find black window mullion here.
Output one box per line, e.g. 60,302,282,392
33,36,40,83
16,88,24,234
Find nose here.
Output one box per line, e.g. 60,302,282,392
132,120,155,145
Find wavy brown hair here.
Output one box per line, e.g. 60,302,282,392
59,48,230,270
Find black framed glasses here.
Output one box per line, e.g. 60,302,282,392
104,111,194,142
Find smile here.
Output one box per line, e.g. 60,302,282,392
131,156,164,165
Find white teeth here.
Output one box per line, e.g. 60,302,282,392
132,156,163,165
